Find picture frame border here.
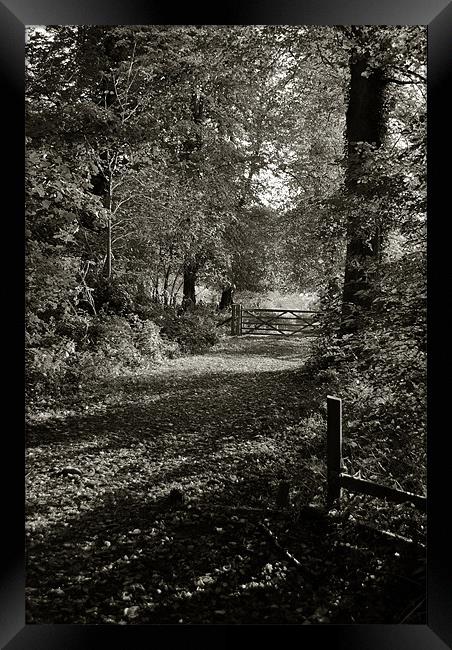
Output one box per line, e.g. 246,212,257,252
3,1,450,647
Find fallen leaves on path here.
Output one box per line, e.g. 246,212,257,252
25,336,425,624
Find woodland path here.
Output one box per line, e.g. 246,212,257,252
25,336,423,624
26,335,319,510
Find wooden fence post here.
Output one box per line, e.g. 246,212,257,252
231,304,237,335
238,304,243,336
327,395,343,509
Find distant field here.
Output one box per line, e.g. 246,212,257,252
234,290,320,311
167,286,320,312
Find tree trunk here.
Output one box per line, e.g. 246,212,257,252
182,260,198,310
340,51,386,334
170,270,181,304
105,181,113,279
106,214,112,279
219,285,234,310
180,94,203,309
163,266,171,306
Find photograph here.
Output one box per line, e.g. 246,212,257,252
23,24,429,627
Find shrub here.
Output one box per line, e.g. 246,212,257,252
26,312,179,405
159,305,220,354
26,301,220,410
304,320,426,496
92,277,135,316
88,316,141,366
27,337,76,385
133,318,180,360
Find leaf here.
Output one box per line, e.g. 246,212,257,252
124,606,140,619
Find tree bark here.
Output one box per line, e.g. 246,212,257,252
106,217,112,279
182,259,198,310
219,284,234,310
105,180,113,279
340,50,386,334
181,93,203,309
163,266,171,306
170,270,181,304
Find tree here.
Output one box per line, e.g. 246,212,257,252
338,26,426,333
26,25,425,325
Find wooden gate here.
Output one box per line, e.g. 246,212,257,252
231,305,321,337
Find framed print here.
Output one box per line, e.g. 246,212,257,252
2,0,451,648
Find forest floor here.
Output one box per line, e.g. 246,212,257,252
25,336,425,624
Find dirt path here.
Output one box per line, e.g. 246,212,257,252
25,336,423,625
27,336,319,525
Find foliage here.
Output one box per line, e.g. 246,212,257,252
25,26,426,624
26,313,180,405
306,277,426,498
25,23,426,505
159,305,221,354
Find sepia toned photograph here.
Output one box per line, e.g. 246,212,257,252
25,25,427,626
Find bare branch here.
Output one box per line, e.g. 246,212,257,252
392,65,426,83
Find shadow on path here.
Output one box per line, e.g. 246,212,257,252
26,336,425,625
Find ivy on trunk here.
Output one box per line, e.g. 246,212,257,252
341,49,386,334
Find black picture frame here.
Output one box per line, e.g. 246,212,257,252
2,1,451,648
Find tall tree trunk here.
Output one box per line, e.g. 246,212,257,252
340,51,386,334
182,259,198,310
181,93,203,310
106,216,112,279
163,266,171,306
170,270,181,304
221,133,264,296
105,180,113,279
219,284,234,310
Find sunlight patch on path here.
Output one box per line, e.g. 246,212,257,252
26,336,316,534
149,336,314,378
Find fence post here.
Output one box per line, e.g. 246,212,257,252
231,304,237,335
238,304,243,336
327,395,343,509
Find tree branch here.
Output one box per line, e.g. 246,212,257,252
384,77,415,86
